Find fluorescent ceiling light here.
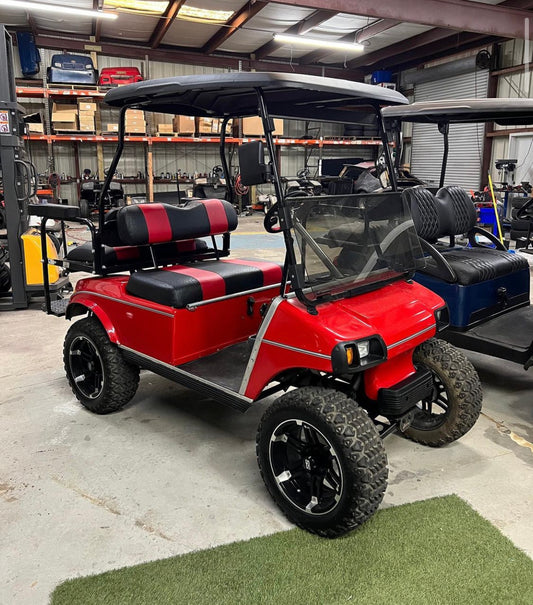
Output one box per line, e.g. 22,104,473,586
105,0,168,15
177,6,234,24
274,33,364,52
3,0,117,19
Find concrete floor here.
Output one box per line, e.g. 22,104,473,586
1,218,533,604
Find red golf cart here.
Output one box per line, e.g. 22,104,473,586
30,73,482,537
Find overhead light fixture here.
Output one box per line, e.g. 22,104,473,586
3,0,117,19
274,33,364,52
176,6,234,24
105,0,168,15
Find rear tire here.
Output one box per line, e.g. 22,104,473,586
401,338,482,447
64,316,139,414
257,386,387,538
78,199,90,219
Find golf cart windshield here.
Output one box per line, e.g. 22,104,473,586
288,192,423,304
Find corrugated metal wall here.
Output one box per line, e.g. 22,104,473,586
411,70,489,190
20,52,375,200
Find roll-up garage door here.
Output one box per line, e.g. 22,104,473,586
411,70,489,190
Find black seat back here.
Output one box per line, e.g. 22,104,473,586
435,186,477,236
402,186,449,243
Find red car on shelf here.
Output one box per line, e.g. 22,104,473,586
30,73,482,538
98,67,143,87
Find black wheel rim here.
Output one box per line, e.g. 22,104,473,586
412,370,449,430
268,419,344,516
68,335,105,400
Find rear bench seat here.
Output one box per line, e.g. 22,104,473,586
65,199,234,273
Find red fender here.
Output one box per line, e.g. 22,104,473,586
66,294,119,344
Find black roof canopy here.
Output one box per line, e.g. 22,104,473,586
382,98,533,126
104,72,408,123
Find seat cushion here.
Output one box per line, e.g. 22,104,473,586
422,248,529,285
125,259,283,308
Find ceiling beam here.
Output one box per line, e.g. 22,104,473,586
149,0,186,49
348,27,454,69
252,9,337,60
383,33,495,72
269,0,533,40
346,0,533,71
395,36,502,73
202,1,267,55
33,33,364,80
299,18,398,65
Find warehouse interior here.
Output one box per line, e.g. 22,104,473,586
1,1,533,604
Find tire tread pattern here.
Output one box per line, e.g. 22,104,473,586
63,316,139,414
257,386,388,538
406,338,482,447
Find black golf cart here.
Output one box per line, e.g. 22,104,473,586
383,98,533,369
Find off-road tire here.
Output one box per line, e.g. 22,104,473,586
256,386,387,538
0,261,11,293
78,199,90,219
64,316,139,414
402,338,482,447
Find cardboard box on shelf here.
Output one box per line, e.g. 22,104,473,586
52,110,78,123
79,123,95,132
126,109,144,119
172,115,195,134
27,123,44,134
106,123,119,132
196,117,214,134
53,119,78,131
77,100,97,112
79,110,95,123
157,123,174,134
242,116,283,136
125,125,146,134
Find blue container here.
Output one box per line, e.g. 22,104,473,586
371,70,392,84
16,32,40,77
479,207,499,236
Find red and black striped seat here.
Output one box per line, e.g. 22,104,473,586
65,199,236,273
126,259,283,308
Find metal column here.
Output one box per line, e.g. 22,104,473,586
0,26,29,309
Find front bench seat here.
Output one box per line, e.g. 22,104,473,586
126,259,283,308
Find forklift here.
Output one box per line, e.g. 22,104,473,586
0,25,67,310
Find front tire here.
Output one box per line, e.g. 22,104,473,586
64,316,140,414
256,386,387,538
401,338,482,447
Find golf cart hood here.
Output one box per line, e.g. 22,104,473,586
382,98,533,126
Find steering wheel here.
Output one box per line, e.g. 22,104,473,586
516,197,533,220
264,202,282,233
297,168,310,179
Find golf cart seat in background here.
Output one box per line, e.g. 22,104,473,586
403,185,530,328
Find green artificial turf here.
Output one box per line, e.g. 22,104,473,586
51,495,533,605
